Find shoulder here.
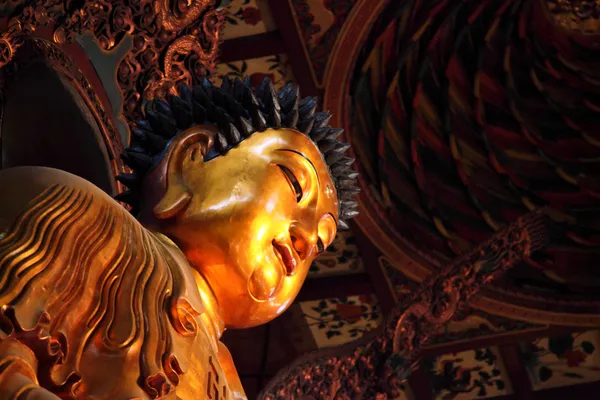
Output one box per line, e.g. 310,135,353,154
0,166,119,232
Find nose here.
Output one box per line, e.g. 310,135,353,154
288,222,316,260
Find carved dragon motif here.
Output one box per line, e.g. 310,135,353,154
260,212,551,399
0,0,229,124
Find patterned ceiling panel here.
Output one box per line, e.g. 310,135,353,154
522,330,600,391
299,295,382,348
308,228,364,278
423,347,514,399
214,54,295,89
222,0,276,39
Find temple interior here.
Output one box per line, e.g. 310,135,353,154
1,0,600,399
216,1,600,398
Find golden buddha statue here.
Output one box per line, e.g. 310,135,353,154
0,77,358,399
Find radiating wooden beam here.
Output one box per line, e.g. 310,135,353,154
219,31,286,63
266,0,320,97
499,345,533,400
421,326,587,358
351,222,397,313
296,273,373,302
408,367,435,400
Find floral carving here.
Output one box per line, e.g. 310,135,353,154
0,0,228,126
0,38,126,181
260,212,551,399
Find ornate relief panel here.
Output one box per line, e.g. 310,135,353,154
0,0,227,127
380,257,545,349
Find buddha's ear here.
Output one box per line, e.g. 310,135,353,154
153,126,216,220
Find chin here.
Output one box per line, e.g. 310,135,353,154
225,294,293,329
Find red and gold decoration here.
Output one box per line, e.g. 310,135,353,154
0,0,228,124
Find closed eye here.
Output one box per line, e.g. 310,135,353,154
277,164,302,202
317,238,325,253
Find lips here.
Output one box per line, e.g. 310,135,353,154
272,240,297,275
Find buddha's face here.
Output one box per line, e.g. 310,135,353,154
159,128,338,328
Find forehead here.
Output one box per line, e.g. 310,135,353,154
241,128,322,157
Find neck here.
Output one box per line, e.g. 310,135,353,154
191,268,226,342
150,230,225,346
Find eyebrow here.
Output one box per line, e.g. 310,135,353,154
328,212,338,226
279,149,319,184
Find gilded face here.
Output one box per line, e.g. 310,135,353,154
165,128,338,328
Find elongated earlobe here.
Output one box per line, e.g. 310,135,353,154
154,188,192,220
153,126,216,220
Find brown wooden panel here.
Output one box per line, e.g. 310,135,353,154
421,326,588,358
296,273,373,302
220,31,286,63
352,222,397,314
408,367,435,400
266,0,320,97
499,345,533,400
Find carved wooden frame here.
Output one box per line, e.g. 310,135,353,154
0,0,226,130
0,0,226,191
0,37,126,183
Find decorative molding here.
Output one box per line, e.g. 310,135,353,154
0,37,126,184
0,0,227,128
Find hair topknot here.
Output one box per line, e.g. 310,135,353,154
116,76,359,230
